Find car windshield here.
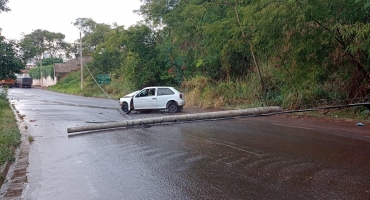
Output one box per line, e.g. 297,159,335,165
125,91,139,97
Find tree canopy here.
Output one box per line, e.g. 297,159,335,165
73,18,112,55
19,29,70,61
0,0,10,13
0,0,24,79
66,0,369,103
44,0,370,108
0,36,24,79
36,57,63,67
132,0,370,99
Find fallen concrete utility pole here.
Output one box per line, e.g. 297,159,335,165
67,106,282,133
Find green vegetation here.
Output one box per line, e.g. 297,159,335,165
36,57,63,67
0,36,25,80
28,136,34,143
19,29,71,61
50,70,82,94
29,65,54,80
0,89,21,165
0,0,10,13
1,1,24,81
49,69,133,99
51,1,369,122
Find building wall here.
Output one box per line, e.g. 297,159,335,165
54,56,92,73
32,56,92,87
32,76,57,87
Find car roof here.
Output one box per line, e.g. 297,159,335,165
142,86,175,89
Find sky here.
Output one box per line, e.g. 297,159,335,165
0,0,144,43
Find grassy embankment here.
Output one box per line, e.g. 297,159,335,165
49,66,370,122
49,70,132,100
0,88,21,166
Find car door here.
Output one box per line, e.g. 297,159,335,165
156,88,175,109
133,88,157,109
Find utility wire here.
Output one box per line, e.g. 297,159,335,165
82,59,132,120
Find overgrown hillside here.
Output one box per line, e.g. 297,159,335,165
51,0,369,116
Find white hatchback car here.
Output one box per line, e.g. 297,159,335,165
119,86,185,114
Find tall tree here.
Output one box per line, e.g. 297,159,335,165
136,0,370,102
19,29,69,60
0,0,24,79
73,18,111,54
123,25,161,87
138,0,253,80
0,0,10,13
0,0,10,32
0,36,24,79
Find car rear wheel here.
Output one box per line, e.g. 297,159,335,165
167,102,179,113
121,103,131,114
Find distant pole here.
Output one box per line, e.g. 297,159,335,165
80,32,84,90
40,54,43,89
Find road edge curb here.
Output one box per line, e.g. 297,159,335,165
0,98,31,199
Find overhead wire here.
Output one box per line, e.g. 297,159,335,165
82,58,132,120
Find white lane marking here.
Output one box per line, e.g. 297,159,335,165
274,123,316,130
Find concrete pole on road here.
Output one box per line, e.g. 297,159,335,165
80,32,84,90
67,106,282,133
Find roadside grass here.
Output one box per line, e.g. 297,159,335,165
28,136,34,143
49,70,132,100
0,89,21,165
182,75,264,109
49,71,83,95
297,106,370,122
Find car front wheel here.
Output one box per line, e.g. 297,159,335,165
167,102,179,113
121,103,131,114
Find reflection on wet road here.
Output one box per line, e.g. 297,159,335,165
2,88,370,199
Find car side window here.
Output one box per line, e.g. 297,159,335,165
148,88,156,96
137,90,147,97
158,88,174,96
136,88,156,97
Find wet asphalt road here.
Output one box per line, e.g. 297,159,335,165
1,88,370,199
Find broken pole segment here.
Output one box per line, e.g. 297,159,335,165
67,106,282,133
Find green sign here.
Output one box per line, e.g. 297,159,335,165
97,74,111,84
